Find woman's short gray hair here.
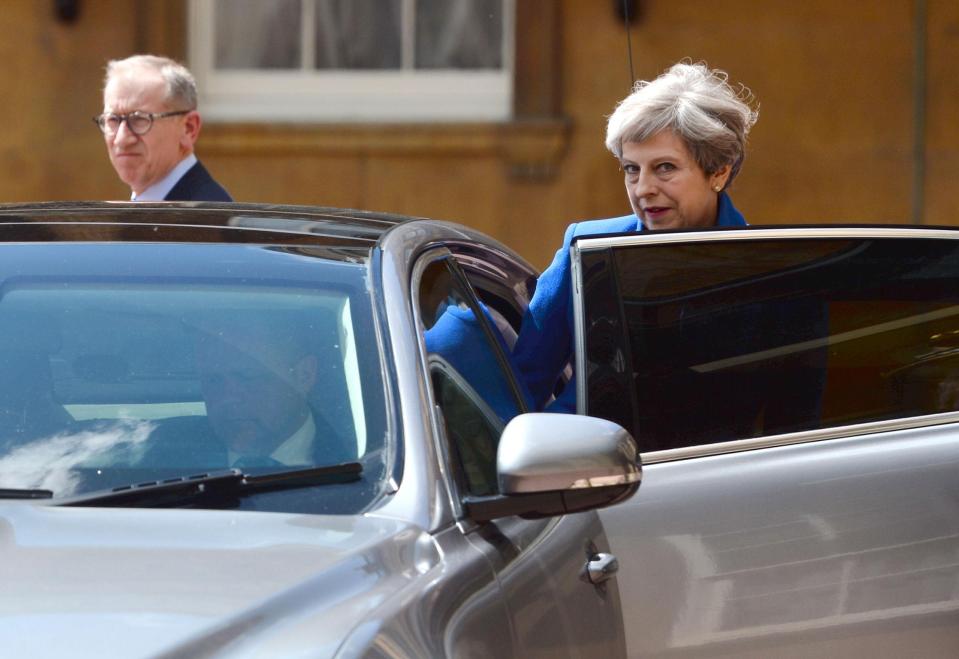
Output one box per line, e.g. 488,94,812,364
105,54,198,111
605,61,759,186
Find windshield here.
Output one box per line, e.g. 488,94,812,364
0,243,389,513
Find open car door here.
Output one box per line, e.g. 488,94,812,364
573,227,959,657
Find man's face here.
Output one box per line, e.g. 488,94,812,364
101,70,193,195
195,331,315,456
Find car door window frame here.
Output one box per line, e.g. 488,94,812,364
572,227,959,464
410,249,531,522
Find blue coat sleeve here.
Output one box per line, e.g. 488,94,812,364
512,223,579,409
513,215,641,411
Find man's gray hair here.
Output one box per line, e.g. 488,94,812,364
605,61,759,187
105,54,198,110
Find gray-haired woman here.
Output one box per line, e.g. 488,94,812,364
513,61,760,412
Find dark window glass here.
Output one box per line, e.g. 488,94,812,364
314,0,402,69
417,258,524,495
581,237,959,452
452,249,537,408
453,250,535,342
415,0,503,69
215,0,302,69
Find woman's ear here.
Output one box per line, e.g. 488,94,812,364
711,163,732,191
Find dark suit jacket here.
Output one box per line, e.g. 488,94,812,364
164,160,232,202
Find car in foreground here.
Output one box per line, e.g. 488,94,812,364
0,202,639,658
5,203,959,658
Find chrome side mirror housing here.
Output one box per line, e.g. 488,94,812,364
465,413,641,521
498,413,640,494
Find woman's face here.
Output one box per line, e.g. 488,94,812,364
621,130,731,230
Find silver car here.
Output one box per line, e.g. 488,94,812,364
0,202,639,658
5,206,958,657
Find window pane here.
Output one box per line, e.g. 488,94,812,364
582,237,959,452
215,0,302,69
0,243,386,513
415,0,503,69
418,259,523,495
453,250,537,408
314,0,402,69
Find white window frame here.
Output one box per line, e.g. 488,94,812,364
188,0,515,123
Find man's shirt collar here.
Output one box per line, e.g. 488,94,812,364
271,412,316,466
132,154,197,202
227,411,316,468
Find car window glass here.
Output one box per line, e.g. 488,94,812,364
579,237,959,452
417,258,525,495
0,243,387,512
452,250,538,406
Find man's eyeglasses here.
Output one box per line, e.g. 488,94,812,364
93,110,191,136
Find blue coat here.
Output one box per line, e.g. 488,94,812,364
513,193,747,412
425,303,534,422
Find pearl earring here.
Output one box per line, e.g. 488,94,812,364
713,184,722,192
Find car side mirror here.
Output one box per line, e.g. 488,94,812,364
464,413,641,522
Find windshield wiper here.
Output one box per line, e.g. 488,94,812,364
0,488,54,500
50,462,362,508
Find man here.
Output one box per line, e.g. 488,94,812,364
96,54,232,202
189,313,353,470
195,318,319,467
139,310,355,472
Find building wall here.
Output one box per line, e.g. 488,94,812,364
0,1,956,269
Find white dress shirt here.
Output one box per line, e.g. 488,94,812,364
228,412,316,468
132,154,197,201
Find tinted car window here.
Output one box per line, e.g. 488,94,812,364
580,237,959,452
0,243,387,512
452,248,539,405
417,257,526,496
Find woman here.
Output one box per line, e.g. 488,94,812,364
513,61,759,412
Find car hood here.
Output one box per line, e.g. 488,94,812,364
0,503,435,658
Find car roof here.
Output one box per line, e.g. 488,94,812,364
0,201,421,247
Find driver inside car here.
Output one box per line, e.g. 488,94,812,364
145,312,354,472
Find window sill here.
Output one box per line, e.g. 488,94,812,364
200,118,572,181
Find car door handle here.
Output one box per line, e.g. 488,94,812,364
584,552,619,585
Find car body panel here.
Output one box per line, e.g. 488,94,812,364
599,425,959,657
482,514,628,658
0,504,431,658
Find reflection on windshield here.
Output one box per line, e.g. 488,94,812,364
0,421,154,496
0,243,387,511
